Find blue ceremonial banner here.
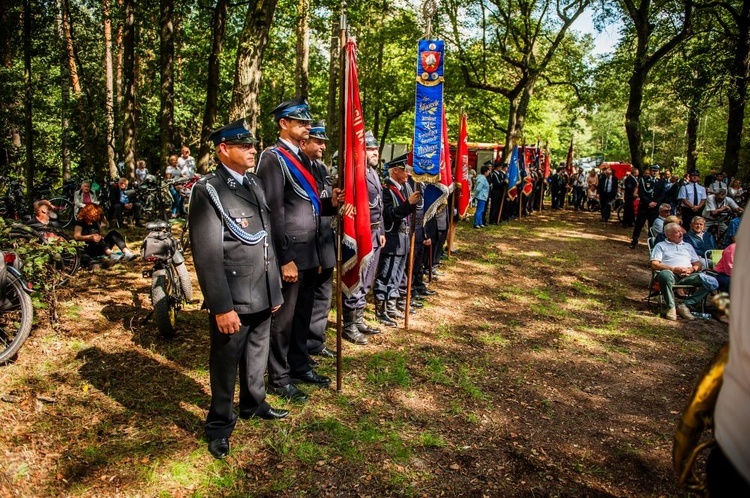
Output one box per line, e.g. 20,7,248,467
412,39,445,182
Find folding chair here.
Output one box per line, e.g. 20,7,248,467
646,238,705,313
649,225,660,238
704,249,723,271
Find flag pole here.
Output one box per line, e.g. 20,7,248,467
334,0,347,393
405,208,416,330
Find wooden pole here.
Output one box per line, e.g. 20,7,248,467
334,2,347,393
405,209,417,330
446,186,456,257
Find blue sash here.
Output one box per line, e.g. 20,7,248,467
275,147,321,215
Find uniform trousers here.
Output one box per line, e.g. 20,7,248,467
205,309,272,440
268,267,317,387
307,267,333,354
375,253,407,301
631,206,658,243
342,239,381,311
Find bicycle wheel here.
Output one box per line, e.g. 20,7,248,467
151,268,176,338
0,272,34,364
179,219,190,253
617,205,624,223
49,197,75,228
175,261,192,302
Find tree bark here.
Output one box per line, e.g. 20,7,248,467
122,0,136,178
295,0,309,98
115,0,124,164
325,16,340,164
228,0,279,127
104,0,116,179
159,0,175,168
686,105,699,172
23,0,34,197
197,0,229,174
57,0,71,180
722,0,750,178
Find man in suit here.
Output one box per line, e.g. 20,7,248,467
629,164,665,248
189,119,287,460
341,131,385,340
255,97,339,403
300,121,337,361
596,166,618,222
374,155,420,324
488,161,505,224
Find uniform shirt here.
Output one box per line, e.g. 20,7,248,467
707,179,728,194
650,239,700,268
678,181,707,205
715,217,750,483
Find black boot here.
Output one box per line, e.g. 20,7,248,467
355,308,381,335
387,299,405,319
396,298,417,315
376,299,398,326
343,310,368,345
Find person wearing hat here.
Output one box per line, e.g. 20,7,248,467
488,161,505,224
189,118,286,459
678,169,707,230
341,130,386,340
299,120,337,359
374,154,421,325
629,164,666,249
255,97,340,402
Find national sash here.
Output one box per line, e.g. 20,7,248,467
455,113,470,218
275,147,321,215
412,39,445,182
340,38,374,298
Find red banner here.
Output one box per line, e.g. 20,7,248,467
341,39,374,297
543,142,551,178
455,113,470,217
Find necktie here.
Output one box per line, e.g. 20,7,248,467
606,178,611,192
242,177,252,191
693,183,698,204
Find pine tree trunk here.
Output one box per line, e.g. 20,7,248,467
104,0,117,179
56,0,71,180
228,0,279,127
159,0,175,168
115,0,124,166
722,0,750,178
122,0,136,178
197,0,229,174
23,0,34,198
295,0,309,98
686,105,699,172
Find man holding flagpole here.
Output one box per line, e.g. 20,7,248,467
256,97,340,403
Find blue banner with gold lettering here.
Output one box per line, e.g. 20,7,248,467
412,39,444,183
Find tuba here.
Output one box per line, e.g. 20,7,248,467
673,292,731,494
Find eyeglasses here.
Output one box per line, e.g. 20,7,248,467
229,143,256,151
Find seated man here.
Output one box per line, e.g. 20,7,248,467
683,216,716,268
703,188,743,235
108,177,141,227
26,200,62,234
651,203,672,236
650,222,718,321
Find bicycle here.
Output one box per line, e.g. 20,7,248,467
7,222,81,287
0,178,76,229
0,249,34,364
141,220,192,338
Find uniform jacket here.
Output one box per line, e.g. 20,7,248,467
366,165,385,245
382,177,415,255
188,165,283,315
636,175,665,208
256,140,336,271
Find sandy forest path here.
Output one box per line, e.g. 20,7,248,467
0,207,726,497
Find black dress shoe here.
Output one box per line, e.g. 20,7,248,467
269,383,308,402
250,407,290,420
208,438,229,459
420,288,437,296
410,300,424,309
308,356,319,368
311,347,336,359
291,369,331,387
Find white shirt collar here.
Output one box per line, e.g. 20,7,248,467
279,138,300,155
222,164,247,185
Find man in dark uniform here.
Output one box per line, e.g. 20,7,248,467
629,164,665,248
341,131,385,341
255,97,339,402
597,166,618,222
488,161,505,224
374,155,420,324
189,119,286,460
300,121,336,361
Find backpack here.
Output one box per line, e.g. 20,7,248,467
140,230,175,260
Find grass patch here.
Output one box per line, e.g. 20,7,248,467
419,431,447,448
366,351,411,388
457,365,485,400
425,356,451,385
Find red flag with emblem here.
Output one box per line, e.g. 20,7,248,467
341,39,374,297
455,113,470,217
